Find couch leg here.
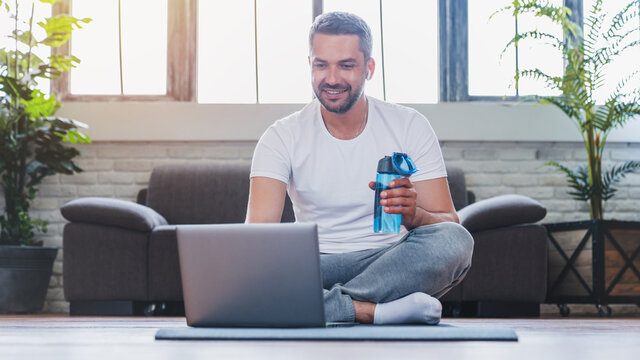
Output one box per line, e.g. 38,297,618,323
70,301,186,316
143,301,185,316
442,302,477,318
442,301,540,318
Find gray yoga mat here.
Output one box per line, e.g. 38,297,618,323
155,324,518,341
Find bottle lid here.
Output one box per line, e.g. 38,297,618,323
392,152,418,176
377,153,418,176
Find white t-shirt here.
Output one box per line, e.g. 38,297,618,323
251,97,447,253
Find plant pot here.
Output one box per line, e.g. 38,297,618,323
0,246,58,314
544,220,640,316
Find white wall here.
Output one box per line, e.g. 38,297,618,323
57,101,640,143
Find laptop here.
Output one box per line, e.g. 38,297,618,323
177,222,353,328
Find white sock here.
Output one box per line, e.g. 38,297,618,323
373,292,442,325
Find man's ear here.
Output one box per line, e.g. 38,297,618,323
366,58,376,80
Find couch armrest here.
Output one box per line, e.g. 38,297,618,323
458,194,546,233
61,197,168,232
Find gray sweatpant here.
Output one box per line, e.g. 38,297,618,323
321,221,474,322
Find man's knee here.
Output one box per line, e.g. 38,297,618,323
405,222,474,297
445,222,474,264
411,222,474,266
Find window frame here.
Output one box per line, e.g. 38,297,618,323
52,0,197,102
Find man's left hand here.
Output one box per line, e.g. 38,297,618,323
368,177,418,228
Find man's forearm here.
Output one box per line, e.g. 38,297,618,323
246,177,288,223
404,206,459,230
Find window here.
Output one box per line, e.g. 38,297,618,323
256,0,313,103
52,0,194,101
197,0,312,104
70,0,168,95
468,0,563,97
0,0,52,94
197,0,438,104
453,0,640,101
50,0,640,104
380,0,438,104
197,0,256,103
583,0,640,104
467,0,515,97
323,0,439,103
53,0,439,104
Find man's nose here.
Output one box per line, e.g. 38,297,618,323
325,66,339,84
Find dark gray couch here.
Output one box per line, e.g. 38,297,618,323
61,163,548,317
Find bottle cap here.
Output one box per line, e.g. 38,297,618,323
377,153,418,175
392,152,418,176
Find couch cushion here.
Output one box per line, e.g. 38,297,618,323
147,163,295,225
458,194,547,233
147,163,252,224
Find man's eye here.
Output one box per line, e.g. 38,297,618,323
314,63,326,69
342,64,355,69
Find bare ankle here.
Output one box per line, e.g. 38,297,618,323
353,300,376,323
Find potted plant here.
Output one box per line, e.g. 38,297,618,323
0,0,90,313
498,0,640,316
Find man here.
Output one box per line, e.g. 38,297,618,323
247,11,473,325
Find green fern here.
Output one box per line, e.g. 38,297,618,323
602,161,640,200
546,161,592,201
498,0,640,219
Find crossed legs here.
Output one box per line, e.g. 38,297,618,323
321,222,474,323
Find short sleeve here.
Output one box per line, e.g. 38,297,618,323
250,124,291,184
406,111,447,182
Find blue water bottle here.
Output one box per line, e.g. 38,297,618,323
374,152,418,233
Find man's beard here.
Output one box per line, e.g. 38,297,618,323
314,80,365,114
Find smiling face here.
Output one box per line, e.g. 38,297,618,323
309,33,373,114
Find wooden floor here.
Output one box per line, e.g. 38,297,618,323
2,316,640,360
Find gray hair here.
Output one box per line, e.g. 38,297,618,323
309,11,373,61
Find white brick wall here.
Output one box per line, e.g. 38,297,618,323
2,140,638,314
445,142,640,222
